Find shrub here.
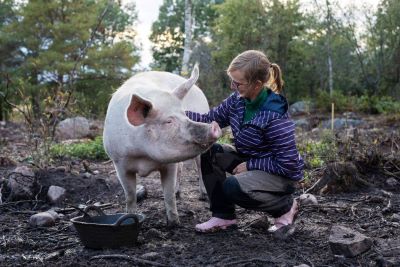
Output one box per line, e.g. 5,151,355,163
298,130,337,168
50,136,108,160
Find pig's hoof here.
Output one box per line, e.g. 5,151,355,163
175,191,181,199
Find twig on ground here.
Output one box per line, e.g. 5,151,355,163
90,254,168,267
0,200,45,208
224,257,281,266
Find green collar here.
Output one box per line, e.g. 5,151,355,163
243,89,268,123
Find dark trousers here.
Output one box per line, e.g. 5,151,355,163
201,144,296,220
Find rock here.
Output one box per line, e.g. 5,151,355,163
141,252,160,260
289,101,312,116
56,116,90,140
329,225,372,257
47,185,66,204
93,170,100,175
29,211,59,227
391,214,400,222
293,118,310,130
7,166,38,200
294,265,310,267
83,172,92,178
321,118,364,129
137,184,147,202
386,178,398,188
298,193,318,205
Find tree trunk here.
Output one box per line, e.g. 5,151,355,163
181,0,193,77
326,0,333,97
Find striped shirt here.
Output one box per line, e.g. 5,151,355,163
186,90,304,181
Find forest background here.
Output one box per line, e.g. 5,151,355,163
0,0,399,124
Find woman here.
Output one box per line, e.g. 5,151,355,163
186,50,304,233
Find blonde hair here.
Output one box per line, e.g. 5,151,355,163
227,50,284,94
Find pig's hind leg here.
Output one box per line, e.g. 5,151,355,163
160,163,180,227
113,161,137,213
195,155,208,201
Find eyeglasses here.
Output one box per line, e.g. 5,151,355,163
230,78,248,90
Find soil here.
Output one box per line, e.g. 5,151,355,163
0,115,400,267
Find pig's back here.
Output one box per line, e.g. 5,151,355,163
113,71,209,114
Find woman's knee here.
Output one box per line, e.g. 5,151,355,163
222,176,242,199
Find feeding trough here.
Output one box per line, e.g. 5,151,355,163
71,205,145,249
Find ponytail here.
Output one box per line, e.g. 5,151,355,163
267,63,284,94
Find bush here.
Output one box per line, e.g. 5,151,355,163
298,130,337,168
315,90,400,114
50,136,108,160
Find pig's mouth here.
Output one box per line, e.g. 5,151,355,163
189,121,222,152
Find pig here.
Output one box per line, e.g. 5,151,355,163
103,66,221,226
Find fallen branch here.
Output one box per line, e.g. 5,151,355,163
90,254,168,267
224,257,280,266
0,200,45,208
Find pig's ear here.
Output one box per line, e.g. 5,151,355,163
126,94,153,126
173,63,199,100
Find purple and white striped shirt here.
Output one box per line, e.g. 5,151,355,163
186,91,304,181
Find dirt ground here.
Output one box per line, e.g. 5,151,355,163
1,116,400,267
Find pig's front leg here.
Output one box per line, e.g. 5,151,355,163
160,163,180,227
114,161,137,213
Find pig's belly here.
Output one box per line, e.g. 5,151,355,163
126,157,166,177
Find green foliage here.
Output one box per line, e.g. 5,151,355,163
315,90,400,114
298,130,337,168
150,0,219,72
216,131,233,145
50,137,108,160
1,0,139,119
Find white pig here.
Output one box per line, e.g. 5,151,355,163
103,66,221,226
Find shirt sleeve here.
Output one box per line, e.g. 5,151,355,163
185,93,236,128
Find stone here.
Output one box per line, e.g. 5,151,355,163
294,265,310,267
299,193,318,205
321,118,364,129
289,101,312,116
391,214,400,222
329,225,372,257
386,178,398,188
136,184,147,202
47,185,66,204
141,252,160,260
293,118,310,130
29,211,58,227
7,166,37,200
55,116,90,140
83,172,92,178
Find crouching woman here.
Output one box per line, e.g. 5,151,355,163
186,50,304,233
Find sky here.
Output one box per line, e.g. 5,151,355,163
128,0,379,69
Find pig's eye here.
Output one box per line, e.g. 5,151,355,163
166,118,173,124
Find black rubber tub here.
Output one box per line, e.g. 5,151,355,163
71,205,145,249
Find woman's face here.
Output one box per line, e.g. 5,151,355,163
229,70,262,100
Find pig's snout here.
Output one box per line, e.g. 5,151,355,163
210,121,222,140
190,121,221,149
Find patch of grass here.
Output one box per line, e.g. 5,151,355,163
298,130,337,168
50,136,108,160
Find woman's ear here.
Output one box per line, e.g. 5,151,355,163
256,80,264,90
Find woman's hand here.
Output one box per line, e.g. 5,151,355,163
233,162,247,174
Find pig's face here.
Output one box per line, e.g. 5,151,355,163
125,65,221,163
